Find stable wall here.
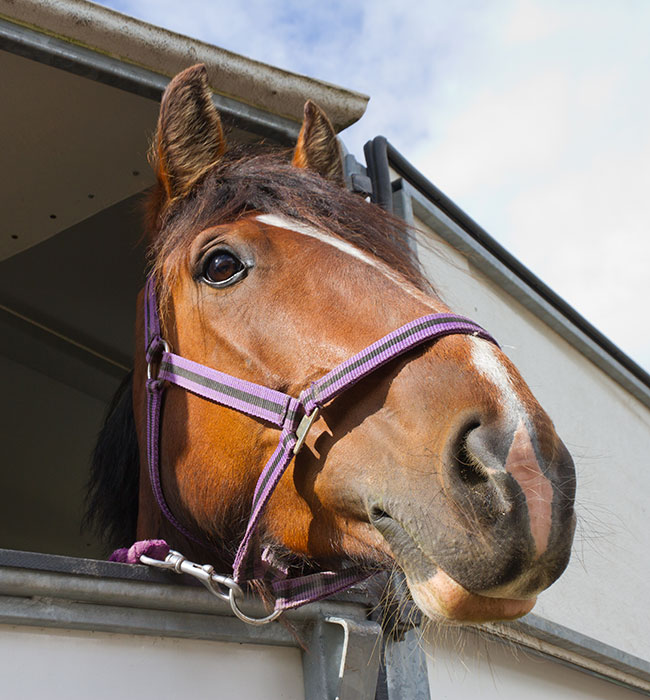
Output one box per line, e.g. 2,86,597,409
0,624,305,700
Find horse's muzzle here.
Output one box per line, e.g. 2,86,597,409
366,413,576,618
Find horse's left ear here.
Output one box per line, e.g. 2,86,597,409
292,100,345,185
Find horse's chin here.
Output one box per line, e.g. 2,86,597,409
365,508,538,622
407,569,536,623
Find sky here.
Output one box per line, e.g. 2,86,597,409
96,0,649,372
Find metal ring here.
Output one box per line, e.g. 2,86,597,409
146,339,171,380
228,588,283,626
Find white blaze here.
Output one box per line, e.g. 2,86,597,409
255,213,438,307
469,335,524,423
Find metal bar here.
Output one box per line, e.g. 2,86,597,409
391,180,418,263
364,137,393,212
0,593,297,648
302,616,382,700
0,547,169,583
0,565,369,626
479,619,650,696
511,614,650,685
327,617,382,700
384,629,431,700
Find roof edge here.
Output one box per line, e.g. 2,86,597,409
0,0,369,131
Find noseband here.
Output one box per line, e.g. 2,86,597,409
135,274,497,617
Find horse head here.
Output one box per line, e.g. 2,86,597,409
94,64,575,624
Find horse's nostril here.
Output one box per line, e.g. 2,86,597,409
454,424,490,487
369,505,392,523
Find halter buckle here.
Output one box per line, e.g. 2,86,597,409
293,407,320,455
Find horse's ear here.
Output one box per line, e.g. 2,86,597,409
152,64,225,203
292,100,345,185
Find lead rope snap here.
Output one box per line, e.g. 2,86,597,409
140,549,282,625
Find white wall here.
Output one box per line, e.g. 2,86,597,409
0,624,304,700
415,221,650,662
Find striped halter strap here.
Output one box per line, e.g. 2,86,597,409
142,275,498,614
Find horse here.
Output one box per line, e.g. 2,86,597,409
86,64,576,624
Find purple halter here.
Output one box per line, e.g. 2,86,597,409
133,274,497,614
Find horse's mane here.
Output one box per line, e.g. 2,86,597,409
85,370,140,549
85,147,430,550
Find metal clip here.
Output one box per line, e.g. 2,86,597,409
139,549,282,625
140,549,242,603
293,407,320,455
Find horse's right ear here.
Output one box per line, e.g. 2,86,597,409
292,100,345,185
149,64,225,213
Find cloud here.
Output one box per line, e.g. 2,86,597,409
416,70,571,193
94,0,650,370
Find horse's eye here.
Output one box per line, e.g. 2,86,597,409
202,250,246,287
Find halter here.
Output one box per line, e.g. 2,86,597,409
121,274,497,622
